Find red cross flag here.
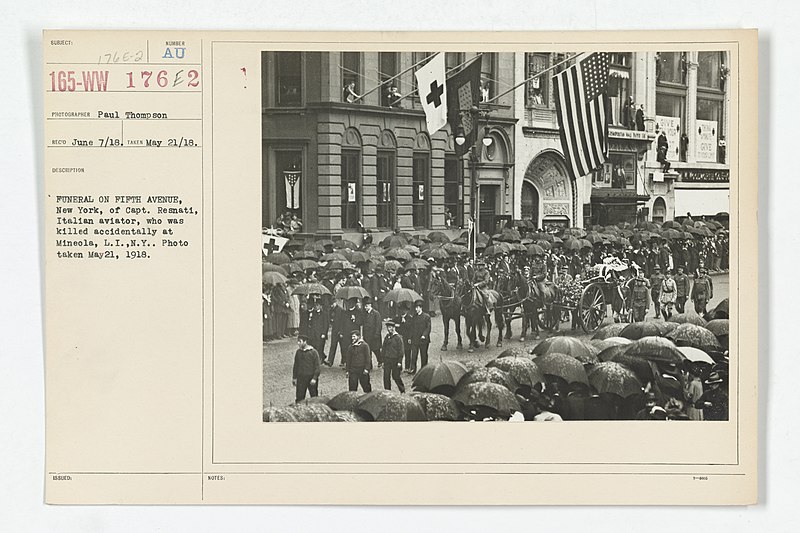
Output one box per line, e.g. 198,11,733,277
415,53,448,135
262,234,289,257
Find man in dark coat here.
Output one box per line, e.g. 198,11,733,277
694,371,728,421
381,320,405,392
395,303,414,372
657,131,671,170
361,296,383,367
292,335,321,402
691,266,714,315
326,299,363,367
345,330,372,393
408,299,432,374
649,265,664,318
635,104,645,131
305,297,329,362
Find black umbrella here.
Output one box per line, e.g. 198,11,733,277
458,367,519,393
354,391,427,421
623,336,685,364
408,392,460,421
452,382,521,417
412,360,469,393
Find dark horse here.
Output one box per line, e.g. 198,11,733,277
428,269,463,351
505,270,561,341
461,285,505,352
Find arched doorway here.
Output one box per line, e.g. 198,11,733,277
521,181,539,227
652,196,666,223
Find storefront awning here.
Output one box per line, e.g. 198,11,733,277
609,67,630,79
674,188,730,217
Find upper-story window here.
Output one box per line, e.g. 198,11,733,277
696,51,727,163
275,52,302,107
656,52,687,85
342,52,362,103
608,53,632,127
480,52,497,102
380,52,400,107
525,53,550,108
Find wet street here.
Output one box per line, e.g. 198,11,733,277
263,273,728,408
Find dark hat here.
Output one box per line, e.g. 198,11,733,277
414,299,424,307
363,296,372,304
653,265,661,271
350,329,361,337
705,371,724,385
384,319,396,327
297,334,310,342
644,391,658,402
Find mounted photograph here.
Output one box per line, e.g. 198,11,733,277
260,49,732,423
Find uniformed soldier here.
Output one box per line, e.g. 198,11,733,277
691,266,714,316
673,265,691,314
631,272,650,322
649,264,665,318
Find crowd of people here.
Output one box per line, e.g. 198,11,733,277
264,215,729,410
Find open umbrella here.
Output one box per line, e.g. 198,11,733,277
452,382,521,417
666,323,721,350
655,321,679,335
592,323,629,340
588,362,643,398
262,271,288,285
333,239,358,250
497,346,528,359
263,407,300,422
383,259,403,272
424,247,450,260
316,239,335,249
348,251,370,264
412,360,469,393
295,396,331,406
381,235,408,248
321,252,348,262
383,288,423,306
428,231,451,243
607,352,656,384
623,336,685,364
678,346,716,364
263,262,288,274
486,357,544,388
303,241,327,252
526,244,545,256
408,392,460,421
620,322,663,340
591,337,632,354
292,283,332,297
332,410,366,422
325,259,356,271
705,319,730,349
530,353,589,385
443,243,469,255
385,248,413,262
327,391,363,411
458,367,519,393
531,336,597,361
292,403,341,422
405,258,430,271
282,262,303,276
294,250,319,260
336,285,371,300
597,343,634,363
535,240,552,251
354,391,427,421
264,252,291,265
708,298,729,319
667,313,708,327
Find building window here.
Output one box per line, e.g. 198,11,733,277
444,156,462,228
652,197,667,224
376,151,395,229
607,152,636,189
275,52,302,107
656,52,686,85
379,52,400,107
341,150,361,230
272,149,303,225
480,52,497,102
412,153,430,228
342,52,361,103
697,52,723,90
445,52,464,73
525,53,550,108
608,53,632,127
411,52,432,100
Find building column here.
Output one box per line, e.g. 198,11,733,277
722,51,731,164
686,51,699,164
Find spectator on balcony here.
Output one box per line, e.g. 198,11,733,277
635,104,645,131
622,96,634,129
657,131,671,171
343,81,361,103
385,85,403,108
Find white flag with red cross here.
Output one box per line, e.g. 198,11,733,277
415,53,448,135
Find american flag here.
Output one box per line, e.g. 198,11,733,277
553,53,611,180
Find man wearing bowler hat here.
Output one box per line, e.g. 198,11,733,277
361,296,383,367
381,320,405,392
408,299,431,374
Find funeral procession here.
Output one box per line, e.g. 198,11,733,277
260,50,732,423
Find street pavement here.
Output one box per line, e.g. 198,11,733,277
263,273,729,409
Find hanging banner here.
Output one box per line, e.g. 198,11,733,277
696,119,719,163
283,170,301,209
654,115,682,161
347,182,356,202
262,234,289,257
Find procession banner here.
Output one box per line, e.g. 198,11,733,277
44,30,758,505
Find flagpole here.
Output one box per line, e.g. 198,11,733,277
350,52,436,103
388,53,484,107
482,52,582,106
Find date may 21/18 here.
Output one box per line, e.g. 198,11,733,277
48,69,199,92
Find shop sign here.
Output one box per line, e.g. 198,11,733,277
679,169,729,183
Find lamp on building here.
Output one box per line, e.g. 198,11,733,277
455,126,466,146
482,126,493,147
